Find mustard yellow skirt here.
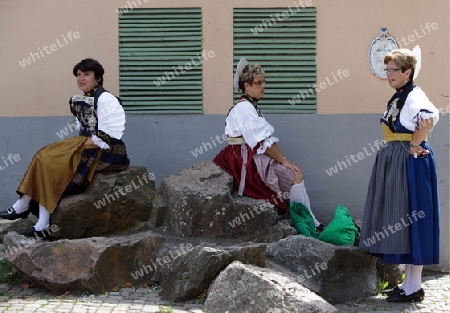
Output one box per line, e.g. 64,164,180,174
17,136,88,213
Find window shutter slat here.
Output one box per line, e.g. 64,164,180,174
119,8,203,114
233,7,317,114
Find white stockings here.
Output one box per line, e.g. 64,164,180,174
399,264,423,295
34,204,50,231
289,182,321,227
12,195,50,231
12,195,32,213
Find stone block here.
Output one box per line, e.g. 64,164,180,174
50,166,155,239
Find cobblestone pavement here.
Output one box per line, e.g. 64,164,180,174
0,271,448,312
335,271,450,313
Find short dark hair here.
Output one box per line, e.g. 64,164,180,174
73,58,105,85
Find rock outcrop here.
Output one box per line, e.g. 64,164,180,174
160,161,296,242
266,235,377,304
204,261,338,313
5,230,164,293
0,218,35,242
158,243,267,301
376,259,405,288
4,230,269,296
0,161,378,312
50,166,156,239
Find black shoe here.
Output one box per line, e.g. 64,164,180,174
316,223,326,234
18,226,51,239
382,285,403,297
387,288,424,302
0,207,29,220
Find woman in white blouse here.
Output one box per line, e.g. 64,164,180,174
214,58,322,228
359,48,439,302
0,58,130,238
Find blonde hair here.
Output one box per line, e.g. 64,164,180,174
238,64,265,92
384,49,417,81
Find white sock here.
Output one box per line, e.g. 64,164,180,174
34,204,50,231
402,264,423,296
403,265,423,295
398,264,410,290
11,195,32,214
290,182,321,227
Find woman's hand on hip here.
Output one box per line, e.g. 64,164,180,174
410,146,429,158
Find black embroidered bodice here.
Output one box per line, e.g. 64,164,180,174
69,89,99,137
381,80,415,133
69,86,112,144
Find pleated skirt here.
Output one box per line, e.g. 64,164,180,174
359,141,440,265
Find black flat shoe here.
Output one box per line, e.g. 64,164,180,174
18,226,52,240
316,223,326,235
382,285,403,297
0,207,29,220
387,288,424,302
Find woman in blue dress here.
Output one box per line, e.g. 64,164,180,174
359,47,439,302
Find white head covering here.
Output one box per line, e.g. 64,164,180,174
233,57,249,91
412,45,421,80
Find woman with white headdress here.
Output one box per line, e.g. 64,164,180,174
213,58,323,229
359,46,440,302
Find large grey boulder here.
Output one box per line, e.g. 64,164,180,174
5,230,164,293
0,219,35,242
376,259,405,288
158,243,266,301
160,161,296,241
355,218,404,288
204,261,337,313
266,235,377,304
50,166,156,239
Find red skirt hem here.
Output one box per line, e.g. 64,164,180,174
213,145,287,212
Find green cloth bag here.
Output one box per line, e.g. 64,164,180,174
290,201,317,238
318,205,358,246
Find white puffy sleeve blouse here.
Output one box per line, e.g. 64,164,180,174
224,100,279,154
400,87,439,132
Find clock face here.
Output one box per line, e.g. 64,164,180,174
368,35,399,79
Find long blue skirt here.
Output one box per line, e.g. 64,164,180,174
360,142,440,265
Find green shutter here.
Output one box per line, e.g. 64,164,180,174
233,8,317,113
119,8,203,114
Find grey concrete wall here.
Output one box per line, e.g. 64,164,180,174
0,114,448,270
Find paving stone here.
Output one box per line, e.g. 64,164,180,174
129,303,144,310
142,304,164,312
0,271,447,313
335,271,449,312
131,300,145,305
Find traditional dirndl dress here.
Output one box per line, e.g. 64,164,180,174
213,96,294,212
359,83,439,265
17,88,130,214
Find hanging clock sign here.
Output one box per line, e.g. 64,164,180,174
368,28,399,79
